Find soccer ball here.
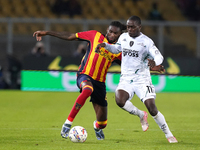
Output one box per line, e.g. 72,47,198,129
68,126,87,143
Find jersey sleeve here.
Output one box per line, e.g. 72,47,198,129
76,30,98,41
148,39,164,66
104,34,123,54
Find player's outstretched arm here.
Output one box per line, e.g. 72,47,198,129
95,42,120,54
33,31,77,41
95,43,106,53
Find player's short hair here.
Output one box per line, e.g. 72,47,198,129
109,21,127,31
128,16,141,26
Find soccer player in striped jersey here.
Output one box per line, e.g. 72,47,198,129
33,21,164,140
33,21,127,140
95,16,178,143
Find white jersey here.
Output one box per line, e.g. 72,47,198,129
105,32,163,82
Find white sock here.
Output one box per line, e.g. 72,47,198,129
122,101,144,118
64,119,73,125
153,111,173,138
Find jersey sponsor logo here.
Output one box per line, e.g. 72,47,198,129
99,49,112,61
137,42,146,47
129,41,134,47
123,48,139,57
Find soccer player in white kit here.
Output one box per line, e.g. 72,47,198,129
95,16,178,143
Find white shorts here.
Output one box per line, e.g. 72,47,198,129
116,77,156,103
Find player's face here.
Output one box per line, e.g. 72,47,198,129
106,26,121,43
126,19,141,38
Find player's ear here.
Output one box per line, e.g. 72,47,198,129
139,25,142,30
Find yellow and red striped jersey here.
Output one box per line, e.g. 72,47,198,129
76,30,121,82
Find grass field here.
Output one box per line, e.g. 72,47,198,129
0,91,199,150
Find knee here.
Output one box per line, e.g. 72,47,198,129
145,99,158,116
115,97,126,107
147,104,158,116
115,90,129,107
95,120,107,129
148,108,158,116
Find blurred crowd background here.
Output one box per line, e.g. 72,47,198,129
0,0,200,89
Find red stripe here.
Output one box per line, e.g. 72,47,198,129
103,61,112,82
98,34,105,43
89,54,99,77
96,57,106,81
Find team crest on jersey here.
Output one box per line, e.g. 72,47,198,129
122,38,126,41
129,41,134,47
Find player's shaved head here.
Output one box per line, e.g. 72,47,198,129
128,16,141,26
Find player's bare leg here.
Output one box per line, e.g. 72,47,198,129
115,89,149,131
145,99,178,143
93,103,107,140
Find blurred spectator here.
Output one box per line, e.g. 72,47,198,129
147,2,170,34
31,41,47,57
72,42,87,59
51,0,68,15
0,66,9,89
195,0,200,20
7,55,21,89
51,0,82,18
66,0,82,18
186,0,200,21
175,0,189,13
175,0,200,21
148,2,164,21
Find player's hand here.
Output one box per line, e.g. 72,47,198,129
95,43,106,53
150,65,165,73
33,31,47,41
147,58,156,68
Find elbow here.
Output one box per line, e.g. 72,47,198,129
155,55,164,66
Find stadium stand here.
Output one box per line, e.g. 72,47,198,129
0,0,186,20
0,0,197,56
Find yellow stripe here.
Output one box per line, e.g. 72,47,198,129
97,120,107,125
98,38,110,81
84,32,101,75
75,33,78,38
83,85,94,92
93,35,107,79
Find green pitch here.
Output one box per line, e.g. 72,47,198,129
0,91,199,150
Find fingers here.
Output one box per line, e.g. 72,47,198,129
147,58,155,68
157,65,165,73
95,44,101,53
95,47,100,53
33,31,42,41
